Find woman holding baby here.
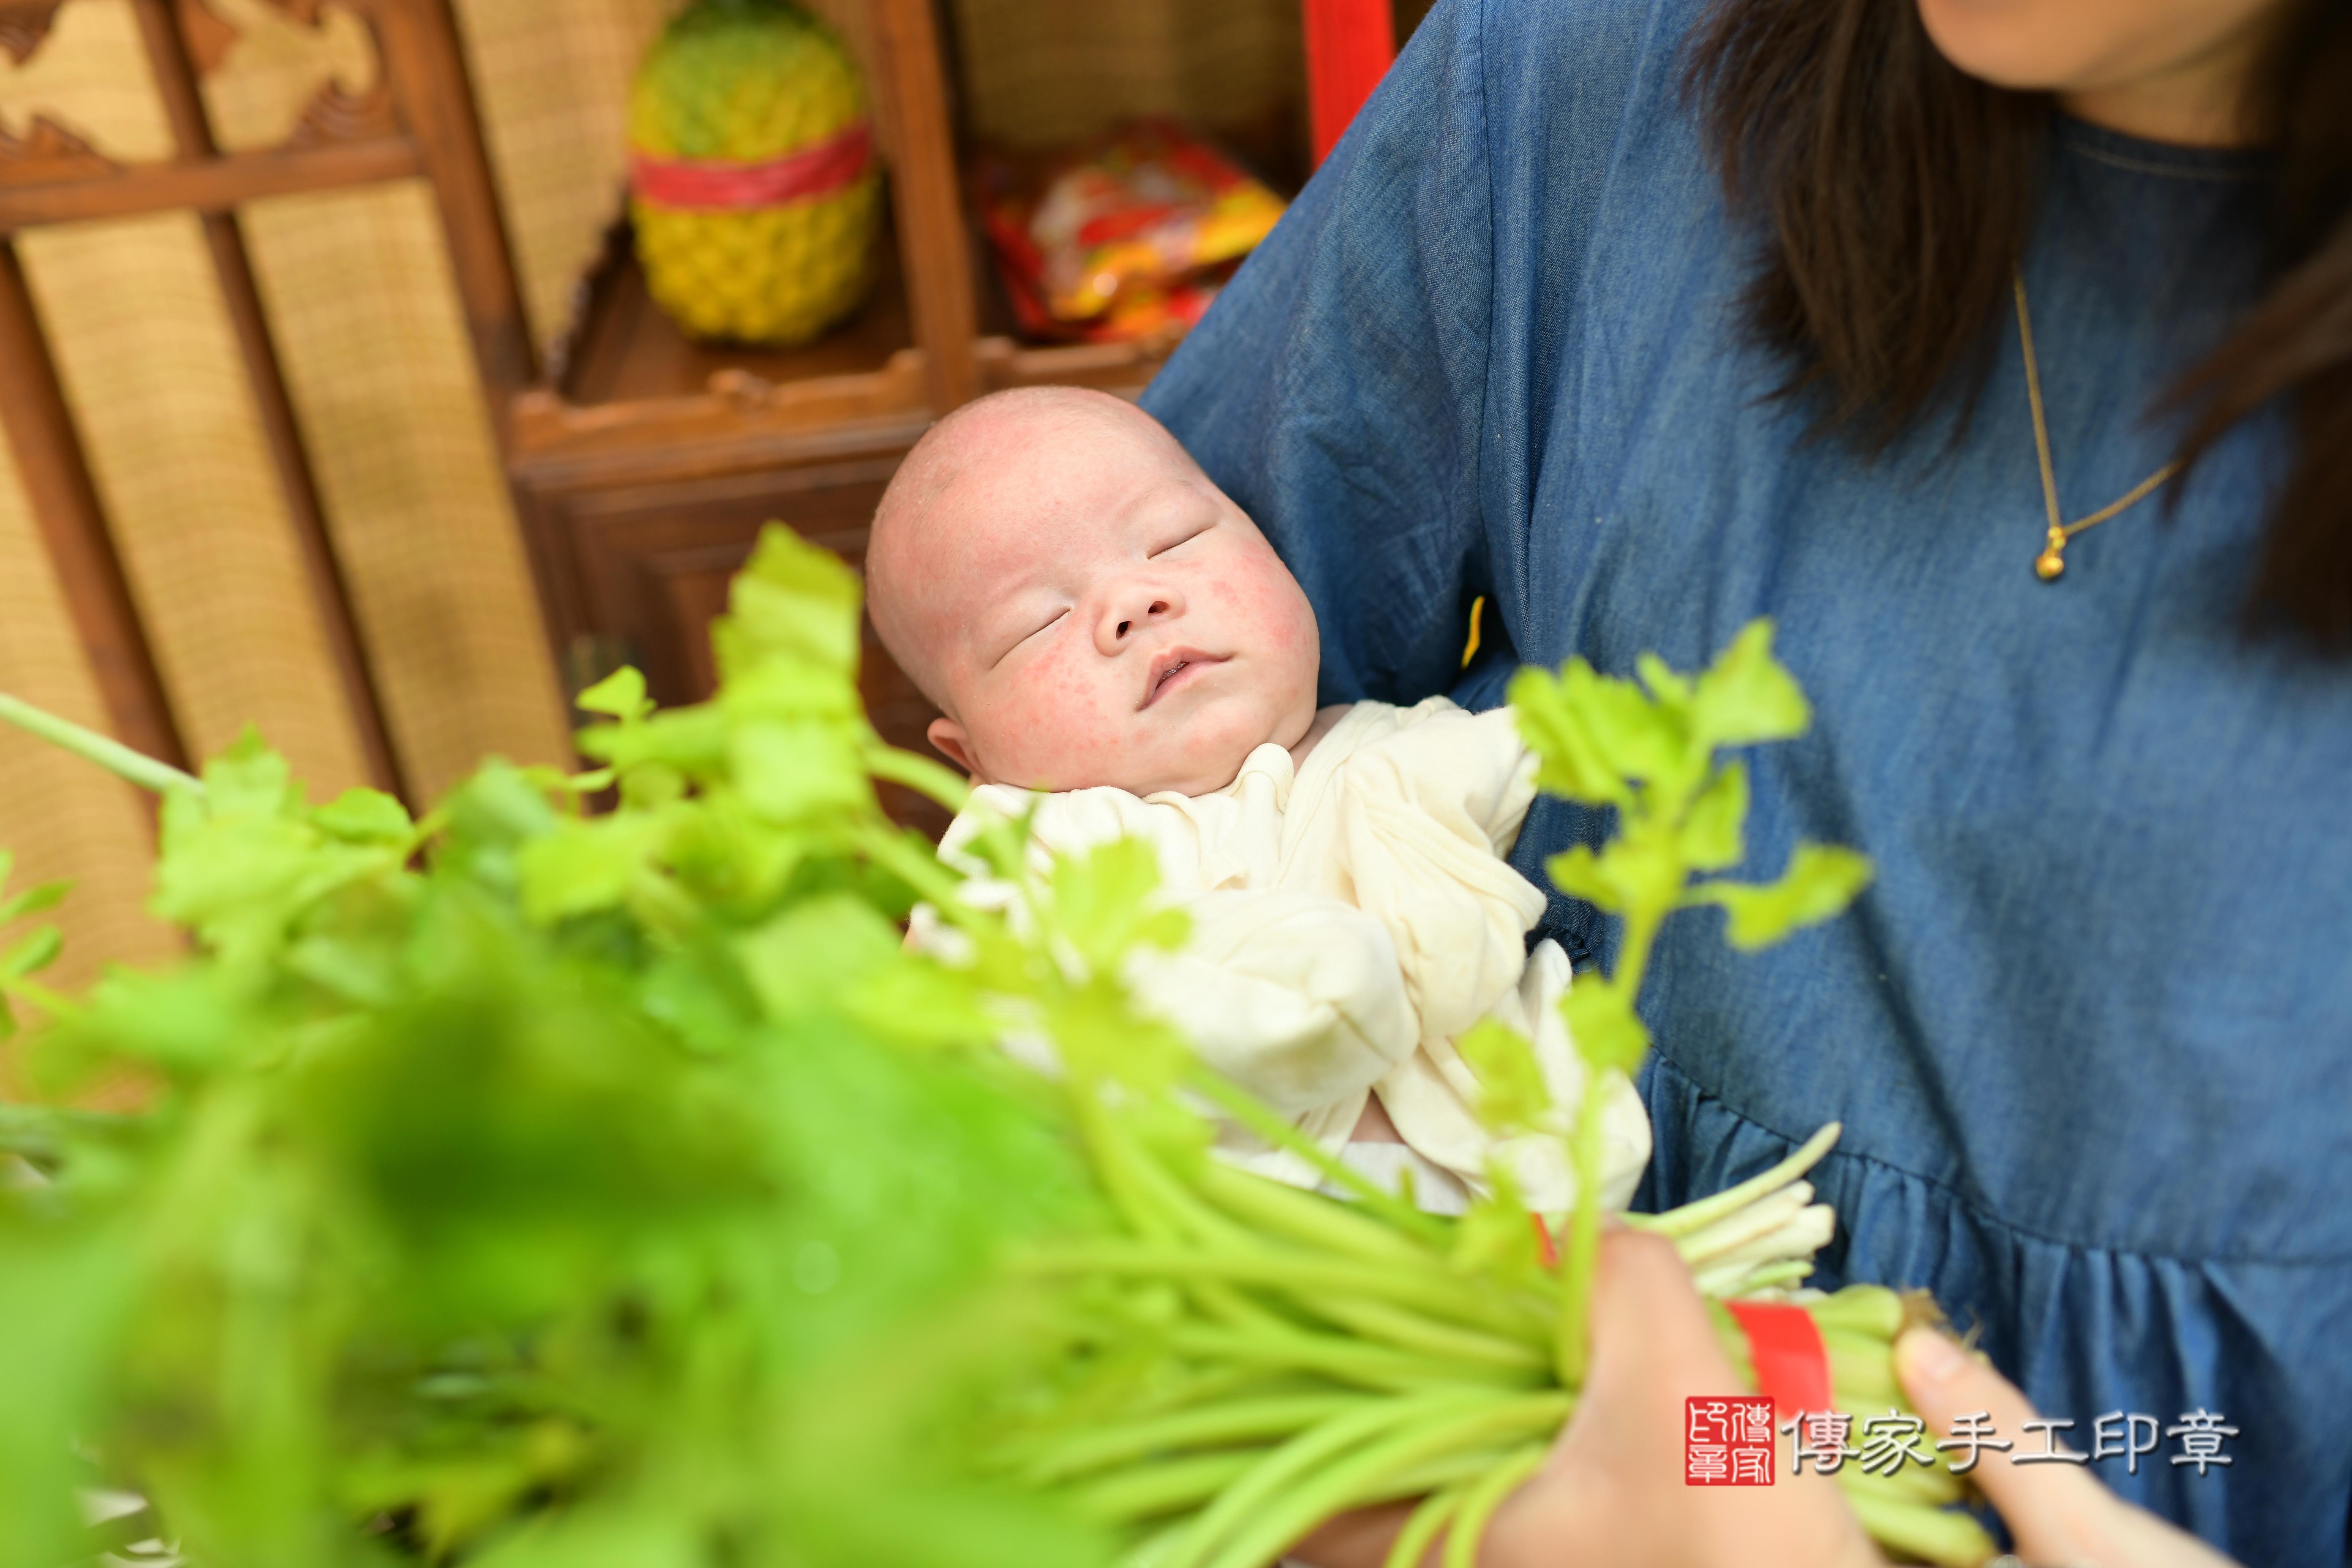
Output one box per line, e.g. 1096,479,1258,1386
1133,0,2350,1562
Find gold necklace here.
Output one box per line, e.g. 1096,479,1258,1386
2012,272,2180,580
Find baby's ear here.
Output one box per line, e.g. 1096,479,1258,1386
926,716,982,780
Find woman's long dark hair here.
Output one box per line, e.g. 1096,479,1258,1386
1689,0,2352,648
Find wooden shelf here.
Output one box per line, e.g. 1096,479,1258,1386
559,232,916,408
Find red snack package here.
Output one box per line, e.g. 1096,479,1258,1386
974,120,1288,343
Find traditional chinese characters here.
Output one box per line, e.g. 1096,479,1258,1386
1761,1409,2238,1478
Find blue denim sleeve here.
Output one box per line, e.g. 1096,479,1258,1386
1141,0,1497,708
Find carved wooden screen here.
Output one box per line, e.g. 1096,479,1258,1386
0,0,534,799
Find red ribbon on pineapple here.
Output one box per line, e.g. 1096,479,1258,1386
630,121,872,210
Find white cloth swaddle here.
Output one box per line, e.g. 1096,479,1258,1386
921,698,1653,1215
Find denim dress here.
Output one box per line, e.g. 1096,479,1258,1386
1140,1,2352,1560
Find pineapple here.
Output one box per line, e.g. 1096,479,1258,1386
628,0,881,346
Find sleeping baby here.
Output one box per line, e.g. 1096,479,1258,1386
867,386,1649,1216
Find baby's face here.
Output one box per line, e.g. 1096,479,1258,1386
898,406,1319,798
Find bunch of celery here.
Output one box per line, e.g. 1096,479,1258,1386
940,624,2000,1568
0,530,1124,1568
0,530,1993,1568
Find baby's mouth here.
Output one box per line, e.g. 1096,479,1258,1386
1142,649,1223,709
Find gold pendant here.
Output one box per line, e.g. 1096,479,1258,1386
2034,526,2067,581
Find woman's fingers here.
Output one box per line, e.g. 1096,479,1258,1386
1576,1226,1742,1412
1287,1500,1415,1568
1289,1234,1736,1568
1893,1327,2106,1560
1481,1230,1881,1568
1893,1328,2238,1568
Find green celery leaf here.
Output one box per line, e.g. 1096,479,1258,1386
153,816,402,967
579,705,730,778
660,788,806,912
1564,659,1684,785
3,926,65,978
0,1225,139,1568
1449,1170,1547,1288
1679,760,1750,872
734,894,900,1024
961,805,1041,886
1507,664,1630,806
730,719,873,824
1690,619,1811,747
450,1497,704,1568
722,658,867,725
283,931,399,1006
618,760,688,810
515,812,669,924
575,665,654,722
1457,1017,1551,1134
22,970,243,1101
1561,975,1650,1075
711,524,864,684
432,760,563,897
1541,845,1621,912
1045,972,1190,1092
518,763,614,797
839,947,997,1051
1047,838,1189,977
199,726,302,818
1551,831,1683,915
1686,842,1875,950
311,787,414,847
0,877,68,925
638,938,762,1051
1635,652,1692,705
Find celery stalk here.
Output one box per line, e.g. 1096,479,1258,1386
0,691,201,798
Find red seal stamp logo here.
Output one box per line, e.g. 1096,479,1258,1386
1687,1396,1776,1486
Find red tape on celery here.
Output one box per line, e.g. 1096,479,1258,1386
1725,1299,1833,1419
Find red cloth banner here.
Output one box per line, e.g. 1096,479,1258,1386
1304,0,1397,166
631,122,872,211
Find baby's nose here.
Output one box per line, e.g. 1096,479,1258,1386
1097,583,1182,652
1114,601,1169,639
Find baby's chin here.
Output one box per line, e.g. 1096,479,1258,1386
985,691,1310,798
1114,719,1296,798
1151,688,1330,794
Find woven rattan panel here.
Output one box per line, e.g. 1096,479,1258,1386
0,0,171,161
18,211,377,793
0,434,177,1009
0,1,177,1020
243,180,571,801
452,0,668,351
0,0,577,989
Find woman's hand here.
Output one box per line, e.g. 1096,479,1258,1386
1893,1327,2241,1568
1293,1228,1883,1568
1475,1229,1882,1568
1295,1227,2249,1568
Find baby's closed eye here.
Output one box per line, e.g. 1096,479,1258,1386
1148,526,1211,558
989,607,1069,667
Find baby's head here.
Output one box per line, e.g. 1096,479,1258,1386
867,387,1318,798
